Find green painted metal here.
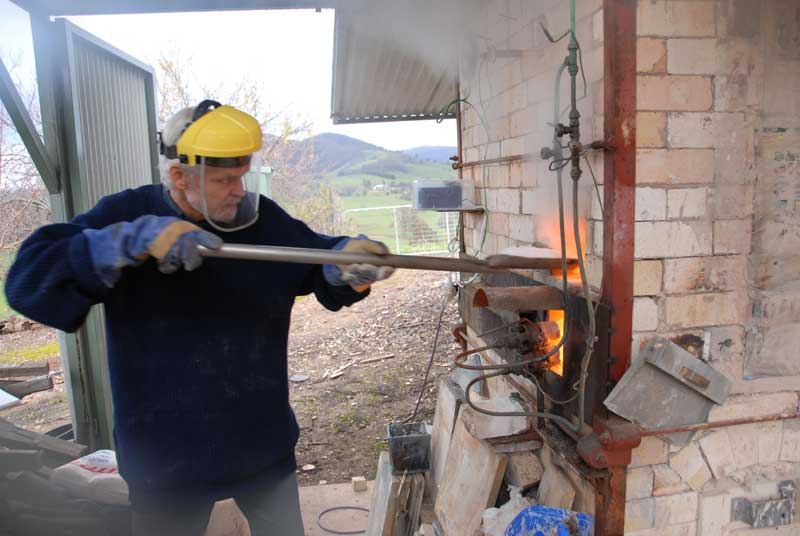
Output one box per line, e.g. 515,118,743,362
0,56,60,193
28,15,159,449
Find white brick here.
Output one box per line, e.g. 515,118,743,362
713,219,751,255
625,498,656,532
628,466,655,500
667,188,708,219
669,443,712,491
521,189,547,215
636,188,668,221
779,419,800,463
638,38,667,73
652,464,690,497
638,1,716,37
637,149,714,185
635,221,712,259
654,491,698,527
495,189,520,214
699,430,736,479
728,424,759,470
668,113,714,148
707,325,745,362
708,392,797,423
667,39,717,74
633,297,659,332
638,75,713,112
508,214,534,243
757,422,783,465
699,492,731,536
662,256,747,294
631,436,669,468
634,260,663,296
663,291,748,329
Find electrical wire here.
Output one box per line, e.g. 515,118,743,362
316,506,368,535
583,152,604,217
406,289,451,423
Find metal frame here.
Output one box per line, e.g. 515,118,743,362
11,0,338,16
0,58,59,193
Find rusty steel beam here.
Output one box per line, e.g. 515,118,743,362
598,0,637,534
603,0,637,385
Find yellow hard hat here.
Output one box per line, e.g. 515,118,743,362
164,100,263,167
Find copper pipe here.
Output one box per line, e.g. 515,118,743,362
641,412,800,437
452,152,538,170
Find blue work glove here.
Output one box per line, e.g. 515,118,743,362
83,215,223,287
323,235,395,289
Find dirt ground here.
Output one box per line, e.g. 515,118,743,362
0,270,460,484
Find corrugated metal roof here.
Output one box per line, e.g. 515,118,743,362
330,8,458,124
11,0,337,16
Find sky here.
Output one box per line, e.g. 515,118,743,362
0,2,457,151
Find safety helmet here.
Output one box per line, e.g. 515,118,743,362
159,100,265,231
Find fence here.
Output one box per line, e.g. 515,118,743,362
343,205,459,255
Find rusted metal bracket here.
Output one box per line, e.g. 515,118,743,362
732,481,796,528
576,419,641,469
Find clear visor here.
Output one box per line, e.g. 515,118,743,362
190,154,263,232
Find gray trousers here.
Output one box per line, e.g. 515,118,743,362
131,472,304,536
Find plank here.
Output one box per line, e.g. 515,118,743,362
428,378,464,503
537,464,576,510
0,418,87,463
433,413,508,536
0,375,53,398
366,452,425,536
460,397,531,440
0,361,50,379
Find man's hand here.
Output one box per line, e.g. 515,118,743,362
83,215,223,287
323,236,395,291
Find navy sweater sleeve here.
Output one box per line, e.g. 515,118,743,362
4,190,141,333
262,198,369,311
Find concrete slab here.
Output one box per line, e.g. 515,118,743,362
299,481,373,536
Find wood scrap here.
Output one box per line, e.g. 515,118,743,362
0,375,53,398
0,361,50,379
537,464,576,510
0,449,43,474
492,440,543,454
460,396,531,440
433,413,508,536
429,378,464,503
366,452,425,536
0,418,87,465
504,451,544,492
359,354,395,365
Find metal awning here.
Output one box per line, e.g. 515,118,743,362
330,7,458,124
10,0,337,16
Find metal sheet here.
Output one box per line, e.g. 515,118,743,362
644,341,732,405
11,0,339,16
604,338,725,446
330,7,458,124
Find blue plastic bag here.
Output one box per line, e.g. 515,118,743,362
505,505,594,536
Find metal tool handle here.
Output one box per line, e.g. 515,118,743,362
198,244,569,273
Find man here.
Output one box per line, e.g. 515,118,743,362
4,100,393,534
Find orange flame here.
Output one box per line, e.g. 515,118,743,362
546,310,565,376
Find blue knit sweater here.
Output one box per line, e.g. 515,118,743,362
4,184,367,509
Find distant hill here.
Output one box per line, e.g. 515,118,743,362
401,146,458,164
269,133,456,197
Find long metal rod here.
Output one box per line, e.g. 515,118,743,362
452,152,538,170
641,412,800,437
199,244,570,273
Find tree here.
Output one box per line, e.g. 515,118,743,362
0,50,51,253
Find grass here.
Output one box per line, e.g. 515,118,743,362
0,250,17,319
0,341,59,365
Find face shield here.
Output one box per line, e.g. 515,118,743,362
187,153,263,232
